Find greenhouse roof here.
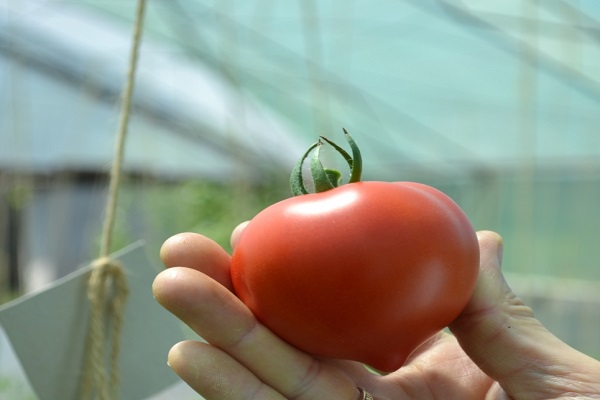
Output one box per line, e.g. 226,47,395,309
0,1,303,181
2,0,600,181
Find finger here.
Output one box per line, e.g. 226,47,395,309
450,230,600,397
168,341,285,400
160,232,233,291
230,221,250,250
153,267,362,400
450,230,541,384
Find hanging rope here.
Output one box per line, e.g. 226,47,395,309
81,0,147,399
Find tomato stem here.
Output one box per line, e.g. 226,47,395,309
289,129,363,196
344,128,363,184
290,141,320,196
310,141,339,192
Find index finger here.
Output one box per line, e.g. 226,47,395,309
160,232,234,291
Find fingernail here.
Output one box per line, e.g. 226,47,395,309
476,231,504,265
496,235,504,265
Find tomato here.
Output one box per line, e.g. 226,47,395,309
230,133,479,371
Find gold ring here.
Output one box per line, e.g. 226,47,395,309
357,387,374,400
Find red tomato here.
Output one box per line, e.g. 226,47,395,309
231,180,479,371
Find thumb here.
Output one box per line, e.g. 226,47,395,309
450,231,600,397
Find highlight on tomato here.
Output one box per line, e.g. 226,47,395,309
230,130,479,372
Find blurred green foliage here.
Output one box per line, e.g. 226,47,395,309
112,174,291,259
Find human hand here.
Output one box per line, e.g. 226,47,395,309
154,227,600,399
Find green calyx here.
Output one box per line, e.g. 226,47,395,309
290,129,363,196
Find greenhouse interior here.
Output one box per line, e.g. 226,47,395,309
1,1,599,399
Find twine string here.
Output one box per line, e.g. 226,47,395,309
81,0,147,399
82,258,129,400
99,0,146,259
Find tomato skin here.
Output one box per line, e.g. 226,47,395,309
231,181,479,371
